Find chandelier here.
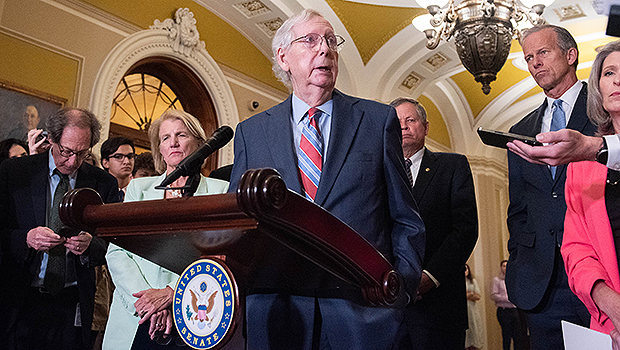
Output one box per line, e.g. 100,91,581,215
412,0,554,94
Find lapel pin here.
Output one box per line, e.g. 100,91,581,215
425,168,430,172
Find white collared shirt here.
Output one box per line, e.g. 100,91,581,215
291,93,333,160
541,81,583,133
407,147,425,186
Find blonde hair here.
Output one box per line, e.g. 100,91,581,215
148,110,207,173
588,40,620,135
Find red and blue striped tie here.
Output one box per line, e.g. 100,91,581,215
299,107,323,201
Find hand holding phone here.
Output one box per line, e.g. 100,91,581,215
28,129,51,155
477,127,543,149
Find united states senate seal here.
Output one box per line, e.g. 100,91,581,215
174,258,237,349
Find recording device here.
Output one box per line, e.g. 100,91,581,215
157,126,234,189
477,127,543,149
35,131,49,144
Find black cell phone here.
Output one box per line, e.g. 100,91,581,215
35,131,49,144
477,127,543,149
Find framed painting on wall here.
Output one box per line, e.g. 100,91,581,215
0,80,66,142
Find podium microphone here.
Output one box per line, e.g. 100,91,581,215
158,125,233,188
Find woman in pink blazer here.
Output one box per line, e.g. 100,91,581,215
562,40,620,346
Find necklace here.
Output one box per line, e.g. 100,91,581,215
607,170,620,186
167,189,183,198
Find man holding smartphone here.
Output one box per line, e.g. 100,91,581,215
506,25,594,349
27,129,50,155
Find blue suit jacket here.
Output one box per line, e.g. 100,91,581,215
506,82,596,310
229,90,425,349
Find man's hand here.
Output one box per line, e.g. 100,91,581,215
26,226,65,251
64,231,92,255
27,129,50,155
133,286,174,324
507,129,602,166
416,273,436,300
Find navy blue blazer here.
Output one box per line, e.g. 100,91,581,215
506,82,596,310
404,149,478,332
228,90,425,348
0,151,121,345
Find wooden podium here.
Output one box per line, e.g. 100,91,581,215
60,168,401,348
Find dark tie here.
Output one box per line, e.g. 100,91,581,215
550,99,566,179
405,158,414,188
299,108,323,201
44,169,69,295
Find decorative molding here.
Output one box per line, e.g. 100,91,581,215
554,4,586,21
256,17,284,38
42,0,140,37
89,9,239,166
150,8,205,57
398,71,423,94
468,155,508,179
233,0,272,18
422,52,450,72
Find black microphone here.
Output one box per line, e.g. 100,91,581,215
158,126,233,188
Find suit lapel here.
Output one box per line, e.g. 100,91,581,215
263,96,303,194
76,163,97,190
315,91,362,205
412,149,438,203
554,83,588,183
523,100,557,184
31,153,50,226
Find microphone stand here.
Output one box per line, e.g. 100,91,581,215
154,164,202,197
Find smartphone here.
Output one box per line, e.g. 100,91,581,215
35,131,49,144
477,127,543,149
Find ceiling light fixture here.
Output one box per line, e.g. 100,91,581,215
413,0,554,94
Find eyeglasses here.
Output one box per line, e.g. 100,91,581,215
56,143,90,159
290,33,345,53
108,153,136,161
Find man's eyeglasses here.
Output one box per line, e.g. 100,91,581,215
290,33,345,53
57,143,90,159
108,153,136,161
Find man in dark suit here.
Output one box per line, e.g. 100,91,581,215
390,97,478,349
506,25,594,349
0,108,121,350
228,9,425,350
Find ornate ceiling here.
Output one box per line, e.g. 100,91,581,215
83,0,615,157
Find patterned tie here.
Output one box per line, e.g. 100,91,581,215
44,169,69,295
299,107,323,201
404,158,414,188
550,99,566,179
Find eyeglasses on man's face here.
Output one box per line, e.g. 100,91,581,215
108,153,136,161
290,33,345,53
56,143,90,159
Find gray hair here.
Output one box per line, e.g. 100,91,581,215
588,40,620,135
46,107,101,147
389,97,428,123
521,25,579,69
148,109,207,173
272,9,325,90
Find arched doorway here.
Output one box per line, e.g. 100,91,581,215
108,57,220,173
90,8,238,171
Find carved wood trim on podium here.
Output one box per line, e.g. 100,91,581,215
60,168,400,306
